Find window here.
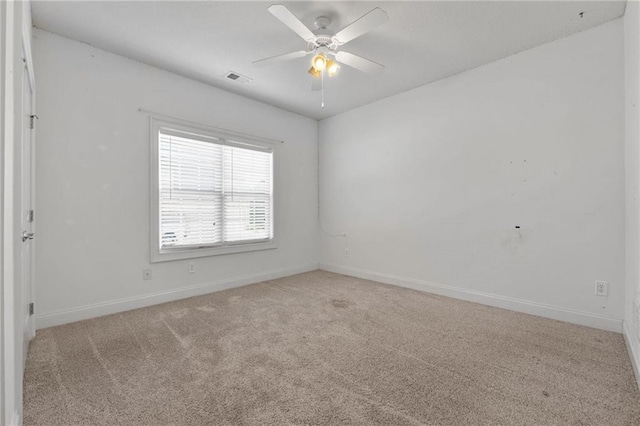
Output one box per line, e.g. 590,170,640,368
150,117,276,262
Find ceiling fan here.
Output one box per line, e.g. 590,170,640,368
254,4,389,83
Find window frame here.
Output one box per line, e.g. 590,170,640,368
150,116,277,263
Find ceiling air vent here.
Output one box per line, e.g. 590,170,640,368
225,71,252,84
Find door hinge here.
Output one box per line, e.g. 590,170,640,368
29,114,39,130
29,210,34,222
28,303,34,316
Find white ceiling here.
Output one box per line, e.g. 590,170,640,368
32,1,626,120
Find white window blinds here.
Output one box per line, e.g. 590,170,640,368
223,143,273,243
159,131,273,250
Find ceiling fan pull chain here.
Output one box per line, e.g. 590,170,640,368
321,71,325,108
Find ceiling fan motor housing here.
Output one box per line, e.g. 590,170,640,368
311,34,338,53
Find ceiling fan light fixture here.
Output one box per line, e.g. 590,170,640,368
312,54,327,71
308,66,321,78
326,59,340,77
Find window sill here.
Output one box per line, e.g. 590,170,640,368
150,240,277,263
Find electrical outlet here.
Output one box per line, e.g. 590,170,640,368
143,269,152,280
595,280,608,297
188,262,196,274
345,249,349,258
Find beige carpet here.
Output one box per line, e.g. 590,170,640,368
24,271,640,425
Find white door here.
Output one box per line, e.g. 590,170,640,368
20,57,35,365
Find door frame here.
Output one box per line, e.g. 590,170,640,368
0,2,8,423
1,3,18,424
1,1,35,424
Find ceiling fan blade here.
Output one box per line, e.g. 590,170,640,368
268,5,317,42
334,8,389,45
335,51,384,73
311,78,322,92
253,50,310,66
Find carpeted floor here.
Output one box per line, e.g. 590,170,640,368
24,270,640,425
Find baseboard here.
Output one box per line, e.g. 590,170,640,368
319,263,623,333
623,321,640,391
36,262,319,329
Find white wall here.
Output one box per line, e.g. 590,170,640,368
624,0,640,387
33,29,319,328
319,19,625,332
